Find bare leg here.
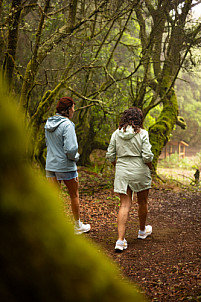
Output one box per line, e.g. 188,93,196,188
137,189,149,231
63,178,80,221
117,186,132,241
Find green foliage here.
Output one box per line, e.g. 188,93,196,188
0,81,145,301
173,69,201,146
159,151,201,170
194,151,201,170
144,105,163,130
159,153,191,169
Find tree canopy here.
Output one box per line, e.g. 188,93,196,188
1,0,201,172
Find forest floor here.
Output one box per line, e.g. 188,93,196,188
63,167,201,302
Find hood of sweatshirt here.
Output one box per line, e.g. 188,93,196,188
44,114,69,132
117,125,138,140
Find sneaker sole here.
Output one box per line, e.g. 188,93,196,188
115,245,127,252
115,247,126,252
75,226,91,235
115,248,124,253
138,231,152,239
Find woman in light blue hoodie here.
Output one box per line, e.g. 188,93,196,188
45,97,90,235
106,107,154,251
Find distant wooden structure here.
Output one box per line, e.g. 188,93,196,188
161,140,189,160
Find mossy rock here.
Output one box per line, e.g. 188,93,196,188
0,82,146,302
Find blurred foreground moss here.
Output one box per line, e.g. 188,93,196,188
0,83,146,302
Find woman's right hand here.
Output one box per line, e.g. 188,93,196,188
145,162,152,170
111,160,116,167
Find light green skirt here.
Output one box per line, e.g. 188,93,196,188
114,156,152,194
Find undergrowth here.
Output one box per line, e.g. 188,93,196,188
158,152,201,170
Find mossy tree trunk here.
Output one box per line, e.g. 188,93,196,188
76,109,108,166
29,83,65,165
19,0,51,115
0,0,4,58
149,82,178,173
133,1,197,174
2,0,22,89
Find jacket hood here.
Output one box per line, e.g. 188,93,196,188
117,125,138,140
45,114,68,132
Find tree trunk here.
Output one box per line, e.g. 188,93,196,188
149,69,178,173
76,109,108,166
0,0,4,58
134,1,197,175
3,0,22,88
29,84,64,165
19,0,51,115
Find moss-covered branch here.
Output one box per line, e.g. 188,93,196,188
176,116,186,129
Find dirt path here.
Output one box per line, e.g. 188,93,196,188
65,169,201,301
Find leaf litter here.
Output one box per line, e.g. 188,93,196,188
63,168,201,302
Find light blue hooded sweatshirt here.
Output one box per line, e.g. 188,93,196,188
45,114,79,172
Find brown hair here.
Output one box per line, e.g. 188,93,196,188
119,107,143,133
56,97,75,117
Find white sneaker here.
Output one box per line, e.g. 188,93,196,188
74,222,91,235
138,225,152,239
115,239,128,252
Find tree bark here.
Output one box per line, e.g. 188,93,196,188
134,0,199,174
3,0,22,88
0,0,4,61
76,113,108,166
149,72,178,173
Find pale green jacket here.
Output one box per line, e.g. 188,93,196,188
106,126,154,193
106,126,154,164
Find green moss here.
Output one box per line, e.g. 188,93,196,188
149,86,178,173
0,79,145,301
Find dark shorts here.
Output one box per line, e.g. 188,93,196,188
46,170,78,181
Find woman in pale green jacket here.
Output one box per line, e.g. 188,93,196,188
106,107,154,251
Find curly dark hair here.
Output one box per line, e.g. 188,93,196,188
56,97,75,117
119,107,143,133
